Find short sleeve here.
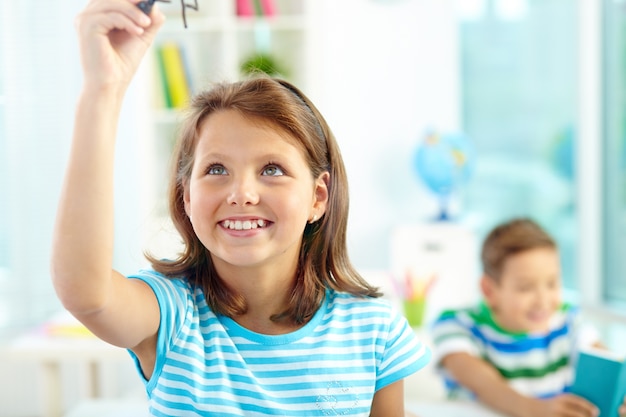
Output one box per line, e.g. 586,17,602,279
376,306,431,391
430,310,482,366
567,305,601,350
126,269,193,389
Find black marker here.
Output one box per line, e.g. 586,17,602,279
137,0,156,15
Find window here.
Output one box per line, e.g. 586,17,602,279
0,1,7,286
0,2,156,342
0,3,82,341
603,0,626,305
457,0,579,289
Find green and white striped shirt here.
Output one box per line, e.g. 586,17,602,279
430,302,598,399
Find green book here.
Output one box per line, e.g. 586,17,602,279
156,46,173,109
252,0,263,16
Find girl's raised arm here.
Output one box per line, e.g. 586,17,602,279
51,0,164,350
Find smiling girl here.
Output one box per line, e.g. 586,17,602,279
50,1,430,415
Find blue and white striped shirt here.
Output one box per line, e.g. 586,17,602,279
128,269,430,416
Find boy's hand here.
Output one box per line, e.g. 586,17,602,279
530,394,599,417
619,394,626,416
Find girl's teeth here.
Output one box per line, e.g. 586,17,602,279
223,219,266,230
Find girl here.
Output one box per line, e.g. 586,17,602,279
51,1,430,415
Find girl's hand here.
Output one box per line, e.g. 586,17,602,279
75,0,165,90
530,394,599,417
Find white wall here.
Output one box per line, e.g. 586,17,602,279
313,0,461,270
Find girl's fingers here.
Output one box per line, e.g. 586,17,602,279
74,0,164,87
80,0,154,34
76,10,144,38
102,12,148,36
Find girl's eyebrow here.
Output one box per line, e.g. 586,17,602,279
198,148,290,159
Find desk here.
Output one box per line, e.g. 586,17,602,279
5,312,130,417
64,399,504,417
407,400,505,417
64,399,150,417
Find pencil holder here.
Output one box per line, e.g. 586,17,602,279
403,298,426,328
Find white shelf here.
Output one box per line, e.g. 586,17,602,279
160,17,225,33
150,108,185,124
235,16,309,31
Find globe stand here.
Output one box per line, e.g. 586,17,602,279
436,195,450,222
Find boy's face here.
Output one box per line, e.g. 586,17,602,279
481,247,562,333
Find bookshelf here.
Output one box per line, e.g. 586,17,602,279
135,0,319,258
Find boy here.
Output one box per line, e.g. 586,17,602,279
431,218,626,417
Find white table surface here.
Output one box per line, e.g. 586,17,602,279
64,399,150,417
407,400,505,416
64,399,505,417
5,312,130,417
5,311,128,361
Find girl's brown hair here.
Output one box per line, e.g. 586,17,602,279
146,77,380,324
481,218,557,281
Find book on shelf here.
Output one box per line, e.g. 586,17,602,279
259,0,276,16
156,41,192,109
236,0,277,17
154,46,172,109
570,347,626,417
236,0,254,17
40,311,95,338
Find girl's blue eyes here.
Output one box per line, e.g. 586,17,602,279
207,165,227,175
206,165,284,176
262,165,284,176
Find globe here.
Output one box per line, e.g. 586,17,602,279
413,131,475,220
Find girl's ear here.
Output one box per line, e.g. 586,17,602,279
311,172,329,217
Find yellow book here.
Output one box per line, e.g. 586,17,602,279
158,42,191,109
45,322,95,338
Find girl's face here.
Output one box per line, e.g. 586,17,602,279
184,109,328,276
482,247,562,334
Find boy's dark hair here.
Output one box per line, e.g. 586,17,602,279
481,218,557,281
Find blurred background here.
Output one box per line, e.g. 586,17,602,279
0,0,625,416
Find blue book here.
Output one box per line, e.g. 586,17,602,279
570,348,626,417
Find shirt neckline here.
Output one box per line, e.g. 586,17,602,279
217,289,330,345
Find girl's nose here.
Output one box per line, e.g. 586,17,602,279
226,176,260,206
